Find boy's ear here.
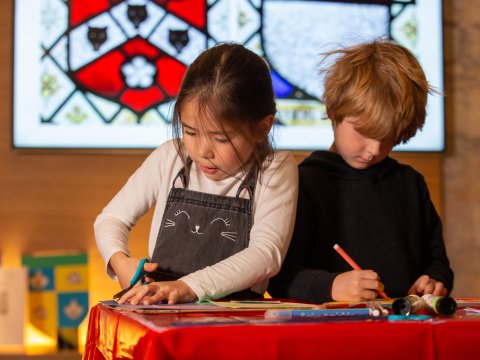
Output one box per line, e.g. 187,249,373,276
255,115,274,142
326,109,334,122
327,110,339,129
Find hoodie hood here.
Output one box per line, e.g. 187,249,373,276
300,150,399,181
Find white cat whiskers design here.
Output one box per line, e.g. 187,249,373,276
211,217,237,242
164,210,190,227
219,231,237,242
164,210,237,242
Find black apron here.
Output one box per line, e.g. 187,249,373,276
150,161,261,299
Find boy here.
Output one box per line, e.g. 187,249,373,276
268,39,454,303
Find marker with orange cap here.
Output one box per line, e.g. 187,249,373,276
333,243,389,300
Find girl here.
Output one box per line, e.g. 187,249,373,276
94,43,298,305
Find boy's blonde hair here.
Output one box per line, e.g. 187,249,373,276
321,39,435,145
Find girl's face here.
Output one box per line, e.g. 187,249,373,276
331,116,394,169
180,101,254,181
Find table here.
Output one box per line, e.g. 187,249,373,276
83,303,480,360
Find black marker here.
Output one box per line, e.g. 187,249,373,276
392,294,457,316
422,294,457,315
392,294,423,315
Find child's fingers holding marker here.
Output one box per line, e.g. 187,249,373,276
332,270,384,301
433,283,447,296
332,244,390,300
409,275,446,296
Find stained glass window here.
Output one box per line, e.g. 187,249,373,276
13,0,443,150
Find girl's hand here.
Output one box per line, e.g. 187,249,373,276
117,280,197,305
408,275,447,296
331,270,385,301
109,252,158,289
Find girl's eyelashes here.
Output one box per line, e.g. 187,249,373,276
182,124,229,143
184,132,227,143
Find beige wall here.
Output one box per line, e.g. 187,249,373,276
443,0,480,297
0,0,477,304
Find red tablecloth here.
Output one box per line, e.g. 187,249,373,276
83,303,480,360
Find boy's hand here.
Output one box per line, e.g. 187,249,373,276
117,280,197,305
408,275,447,296
331,270,385,301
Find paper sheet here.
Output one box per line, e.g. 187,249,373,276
100,299,316,313
209,300,316,309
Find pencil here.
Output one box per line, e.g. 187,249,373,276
333,243,389,300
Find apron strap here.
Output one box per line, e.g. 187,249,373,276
173,158,258,200
172,158,193,189
235,164,258,200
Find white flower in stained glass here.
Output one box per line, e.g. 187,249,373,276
122,56,156,88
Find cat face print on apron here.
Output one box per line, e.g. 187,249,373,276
150,161,257,281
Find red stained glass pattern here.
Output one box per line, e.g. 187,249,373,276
156,57,186,97
68,1,205,117
123,37,161,59
120,87,166,113
75,51,125,96
70,0,111,27
164,0,206,29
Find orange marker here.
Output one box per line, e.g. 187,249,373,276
333,243,389,300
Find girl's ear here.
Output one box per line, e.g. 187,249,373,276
254,115,274,142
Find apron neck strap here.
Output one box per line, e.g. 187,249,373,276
235,164,258,200
172,159,259,200
172,158,193,189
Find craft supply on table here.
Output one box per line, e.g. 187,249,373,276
392,294,457,316
264,308,382,319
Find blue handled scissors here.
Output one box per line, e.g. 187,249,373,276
113,258,150,300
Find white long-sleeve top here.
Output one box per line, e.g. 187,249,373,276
94,140,298,300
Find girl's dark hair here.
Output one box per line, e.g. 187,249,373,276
172,42,276,176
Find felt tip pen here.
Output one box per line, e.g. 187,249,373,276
333,244,389,300
392,294,423,315
264,308,379,319
422,294,457,315
387,314,432,321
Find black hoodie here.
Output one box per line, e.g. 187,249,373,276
268,151,454,303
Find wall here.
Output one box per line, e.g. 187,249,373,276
0,0,478,312
0,0,151,304
443,0,480,297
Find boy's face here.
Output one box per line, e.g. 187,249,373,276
331,116,394,169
